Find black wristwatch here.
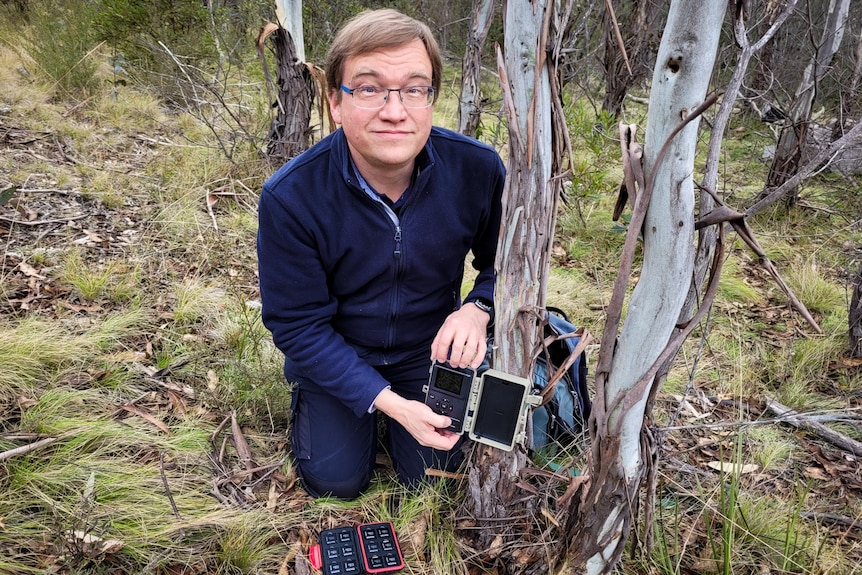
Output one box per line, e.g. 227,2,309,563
467,297,494,326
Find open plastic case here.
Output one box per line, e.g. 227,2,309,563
309,522,404,574
466,369,541,451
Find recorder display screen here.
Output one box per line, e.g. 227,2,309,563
434,366,466,395
472,374,524,445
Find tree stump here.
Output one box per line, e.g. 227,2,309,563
266,26,315,162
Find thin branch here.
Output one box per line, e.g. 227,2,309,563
764,397,862,456
695,186,822,333
604,0,632,76
160,451,182,519
747,118,862,216
0,436,58,462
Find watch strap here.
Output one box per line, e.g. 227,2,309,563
466,297,494,325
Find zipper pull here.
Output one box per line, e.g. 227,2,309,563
394,226,402,258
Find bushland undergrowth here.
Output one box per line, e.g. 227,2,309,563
1,4,861,575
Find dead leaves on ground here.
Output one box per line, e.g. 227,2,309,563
658,387,862,564
209,410,295,509
662,389,861,491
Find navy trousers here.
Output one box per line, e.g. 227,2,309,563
288,349,467,499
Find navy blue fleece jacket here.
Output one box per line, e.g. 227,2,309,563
257,126,505,418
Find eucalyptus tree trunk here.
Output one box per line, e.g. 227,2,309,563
275,0,304,62
264,0,315,162
657,0,799,386
458,0,497,136
561,2,727,573
459,0,569,572
763,0,850,205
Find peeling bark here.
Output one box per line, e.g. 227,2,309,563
458,1,570,573
265,26,315,162
562,2,727,573
458,0,497,137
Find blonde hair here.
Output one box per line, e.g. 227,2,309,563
326,9,442,100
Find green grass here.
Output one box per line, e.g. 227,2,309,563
59,247,141,303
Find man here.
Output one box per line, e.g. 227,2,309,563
257,8,504,499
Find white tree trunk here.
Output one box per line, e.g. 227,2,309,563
275,0,305,63
614,0,726,487
563,2,727,573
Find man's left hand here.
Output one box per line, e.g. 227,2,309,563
430,303,490,369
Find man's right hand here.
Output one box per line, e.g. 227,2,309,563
372,388,461,451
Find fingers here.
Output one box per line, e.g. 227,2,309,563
420,427,460,451
407,404,460,450
443,338,480,368
431,333,486,369
376,391,462,451
468,337,487,369
431,306,490,369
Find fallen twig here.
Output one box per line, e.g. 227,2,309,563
747,118,862,216
800,511,862,532
160,451,181,519
0,436,58,462
764,398,862,456
424,468,466,481
0,214,88,226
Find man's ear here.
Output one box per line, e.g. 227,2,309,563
328,89,343,125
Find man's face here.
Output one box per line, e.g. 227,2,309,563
329,39,434,178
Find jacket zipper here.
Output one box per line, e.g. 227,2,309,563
348,173,408,353
387,220,404,350
394,225,402,259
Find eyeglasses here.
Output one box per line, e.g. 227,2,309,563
340,85,436,109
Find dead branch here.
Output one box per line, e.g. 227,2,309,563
604,0,632,76
160,451,181,519
695,186,822,333
0,436,58,462
764,397,862,456
158,40,259,163
0,214,88,226
747,118,862,216
800,512,862,533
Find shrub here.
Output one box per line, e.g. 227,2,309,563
22,0,100,98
